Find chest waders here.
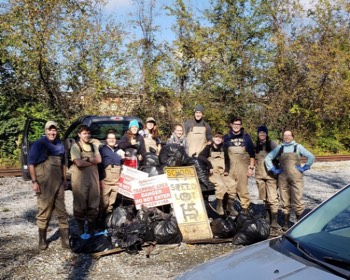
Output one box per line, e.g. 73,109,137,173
255,148,279,213
187,126,207,157
35,155,69,249
278,147,304,230
100,165,121,214
228,145,250,210
209,150,237,216
144,137,159,155
71,144,100,232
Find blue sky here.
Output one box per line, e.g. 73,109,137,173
102,0,211,42
102,0,318,42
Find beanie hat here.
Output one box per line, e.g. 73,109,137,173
129,119,139,129
194,104,204,113
257,125,268,134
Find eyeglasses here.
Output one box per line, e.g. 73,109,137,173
232,123,242,126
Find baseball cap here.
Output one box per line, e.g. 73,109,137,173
146,117,156,124
213,131,224,138
45,121,58,130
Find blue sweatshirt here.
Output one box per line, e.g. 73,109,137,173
265,140,315,171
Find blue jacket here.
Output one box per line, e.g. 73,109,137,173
265,140,315,171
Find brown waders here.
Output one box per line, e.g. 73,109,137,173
35,156,69,250
98,165,121,229
208,150,237,216
186,126,207,157
228,146,251,212
144,137,159,155
71,147,100,234
279,151,304,230
255,149,280,229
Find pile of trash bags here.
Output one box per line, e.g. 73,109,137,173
210,201,270,245
70,205,183,254
141,144,215,192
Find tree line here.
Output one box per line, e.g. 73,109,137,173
1,0,350,166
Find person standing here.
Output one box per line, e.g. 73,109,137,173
70,125,102,234
166,124,187,147
139,117,162,155
184,104,212,157
118,119,146,168
28,121,70,250
224,117,255,214
254,125,280,229
265,129,315,230
97,131,122,228
198,132,238,216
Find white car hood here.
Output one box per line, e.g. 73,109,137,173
177,239,343,280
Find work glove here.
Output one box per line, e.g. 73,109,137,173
295,164,310,173
271,166,283,175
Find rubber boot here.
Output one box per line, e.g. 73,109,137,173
216,199,224,215
76,220,85,235
265,209,271,224
296,214,302,221
270,212,282,230
60,228,70,249
88,221,96,235
226,198,239,217
38,228,48,250
282,214,290,231
96,212,107,231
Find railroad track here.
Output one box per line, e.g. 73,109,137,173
0,155,349,178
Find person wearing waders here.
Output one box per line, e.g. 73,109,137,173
139,117,162,155
28,121,70,250
254,125,280,229
97,131,122,229
265,129,315,231
198,132,238,216
70,125,102,235
224,117,255,215
184,104,212,157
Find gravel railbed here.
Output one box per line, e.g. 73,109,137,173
1,161,349,280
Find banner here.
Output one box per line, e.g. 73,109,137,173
118,165,149,198
133,174,172,210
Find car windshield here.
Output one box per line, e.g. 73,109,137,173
288,184,350,269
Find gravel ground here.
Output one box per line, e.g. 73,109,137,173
1,161,349,280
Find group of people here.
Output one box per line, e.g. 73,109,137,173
28,105,314,250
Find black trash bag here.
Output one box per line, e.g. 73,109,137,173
143,153,160,167
210,216,238,239
248,201,266,219
106,205,135,229
114,220,147,254
159,144,189,167
140,166,164,177
152,214,183,244
185,157,215,192
70,233,113,254
232,215,270,246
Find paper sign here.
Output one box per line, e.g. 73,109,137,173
118,165,149,198
164,166,213,241
133,174,172,210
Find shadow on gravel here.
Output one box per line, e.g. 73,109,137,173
0,235,39,279
306,173,348,190
67,254,93,280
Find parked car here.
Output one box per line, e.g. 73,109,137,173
21,115,143,180
177,183,350,279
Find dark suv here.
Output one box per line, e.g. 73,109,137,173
21,115,143,180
